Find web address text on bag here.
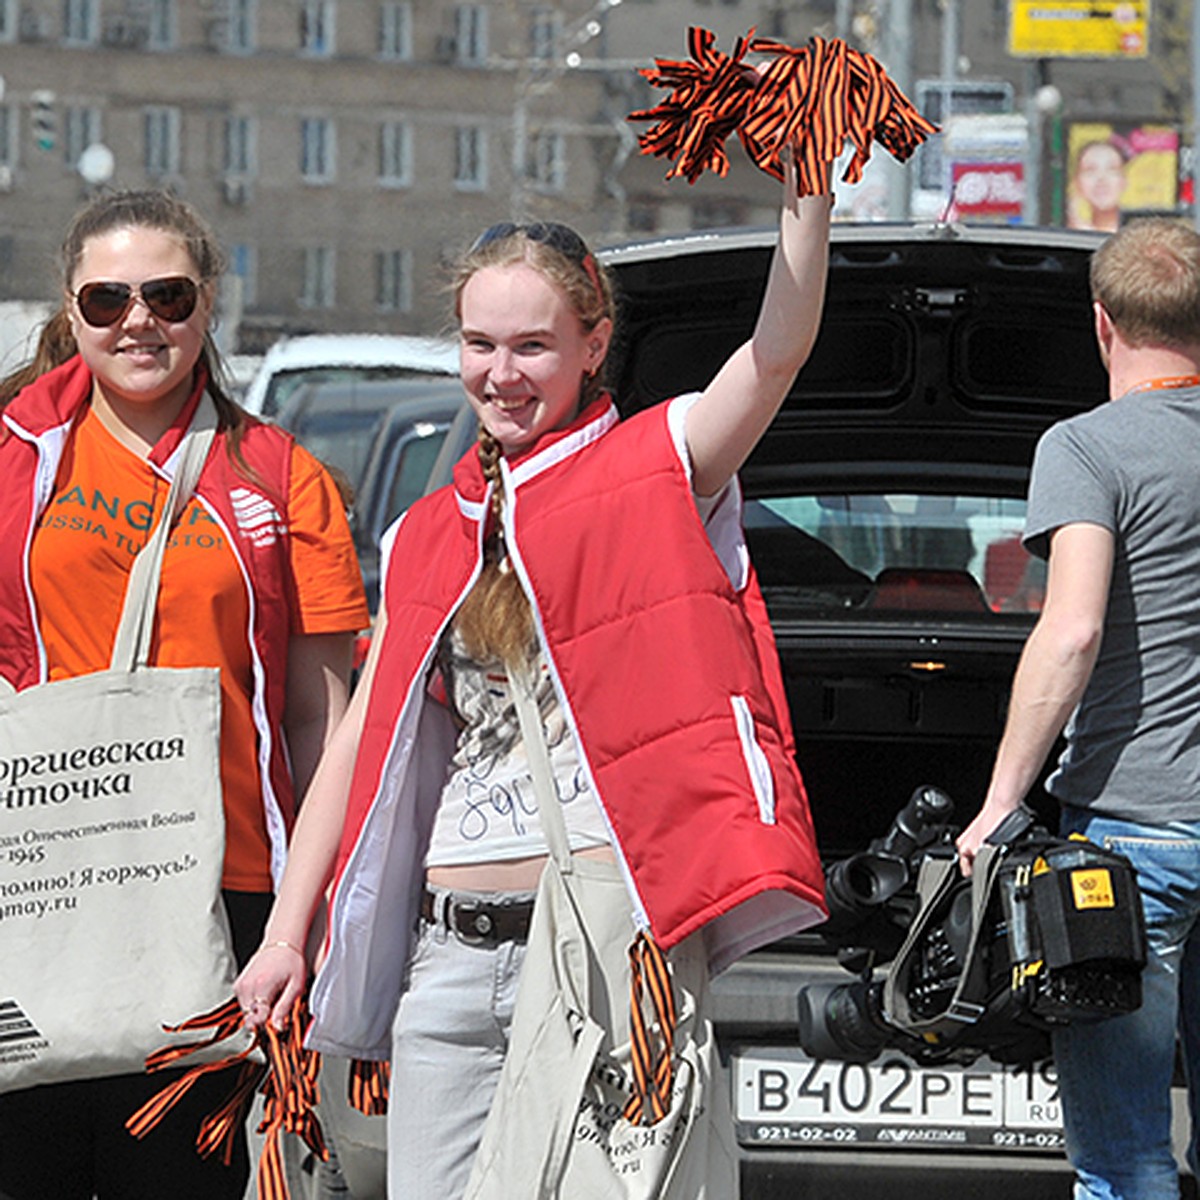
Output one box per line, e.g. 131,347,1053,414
0,851,203,922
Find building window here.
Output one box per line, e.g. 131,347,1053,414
225,0,256,53
63,0,99,44
378,120,411,187
0,0,16,42
454,124,486,191
0,105,15,172
229,242,257,307
531,129,564,193
379,2,411,60
143,106,181,176
375,249,412,313
300,0,334,55
64,105,102,170
224,115,255,177
300,117,335,182
454,4,487,65
301,246,335,309
530,6,560,60
147,0,175,49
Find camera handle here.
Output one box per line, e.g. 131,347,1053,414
985,804,1039,846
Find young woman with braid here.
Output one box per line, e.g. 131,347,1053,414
237,156,831,1198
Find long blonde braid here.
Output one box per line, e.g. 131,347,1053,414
452,426,537,667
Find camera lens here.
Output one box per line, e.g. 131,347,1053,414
798,979,891,1063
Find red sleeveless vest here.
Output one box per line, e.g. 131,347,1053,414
309,395,825,1060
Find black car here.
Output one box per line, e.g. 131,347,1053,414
274,376,461,501
422,220,1147,1197
352,384,465,612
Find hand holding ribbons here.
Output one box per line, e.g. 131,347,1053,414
628,28,938,196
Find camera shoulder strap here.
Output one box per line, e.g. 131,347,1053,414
881,841,1008,1042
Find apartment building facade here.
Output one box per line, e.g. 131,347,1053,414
0,0,1182,347
0,0,654,347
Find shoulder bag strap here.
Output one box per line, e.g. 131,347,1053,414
109,397,219,673
509,657,574,876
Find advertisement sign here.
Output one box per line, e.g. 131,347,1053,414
1009,1,1149,59
1066,122,1179,231
950,162,1025,221
935,114,1028,224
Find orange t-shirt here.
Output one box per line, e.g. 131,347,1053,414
29,408,369,892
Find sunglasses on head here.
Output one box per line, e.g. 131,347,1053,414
470,221,602,294
73,276,201,328
472,221,589,259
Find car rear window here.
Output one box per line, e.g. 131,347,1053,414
744,492,1044,618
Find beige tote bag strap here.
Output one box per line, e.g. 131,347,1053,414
509,658,574,875
109,397,219,673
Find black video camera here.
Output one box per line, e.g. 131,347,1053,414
798,788,1147,1068
798,785,962,1064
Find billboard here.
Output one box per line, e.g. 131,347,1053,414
909,82,1017,221
941,114,1028,224
950,161,1025,222
1009,2,1149,59
1066,122,1179,231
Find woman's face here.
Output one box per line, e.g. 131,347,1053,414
1075,143,1126,214
67,225,212,417
458,261,610,456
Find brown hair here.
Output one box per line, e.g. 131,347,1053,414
0,189,255,473
1090,217,1200,349
452,223,615,667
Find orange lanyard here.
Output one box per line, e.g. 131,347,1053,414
1129,375,1200,394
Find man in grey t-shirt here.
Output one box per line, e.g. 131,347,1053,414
958,217,1200,1200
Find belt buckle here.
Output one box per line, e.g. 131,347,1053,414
449,897,497,946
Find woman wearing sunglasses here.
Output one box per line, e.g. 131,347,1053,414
0,189,369,1199
238,156,830,1198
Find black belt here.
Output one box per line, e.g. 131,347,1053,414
420,888,535,946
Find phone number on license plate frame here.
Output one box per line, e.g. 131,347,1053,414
733,1046,1064,1152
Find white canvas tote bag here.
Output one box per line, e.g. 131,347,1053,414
465,662,739,1199
0,401,241,1092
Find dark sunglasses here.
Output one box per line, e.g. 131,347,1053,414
73,275,201,328
471,222,602,295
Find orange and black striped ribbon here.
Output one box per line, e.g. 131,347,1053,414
254,1010,327,1200
348,1057,391,1117
622,932,678,1127
628,26,757,183
125,995,328,1200
126,996,262,1162
628,28,938,197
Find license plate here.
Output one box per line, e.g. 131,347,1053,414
733,1046,1065,1152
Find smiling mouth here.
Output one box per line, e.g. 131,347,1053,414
490,396,534,413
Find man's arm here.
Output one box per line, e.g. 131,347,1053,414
956,522,1114,874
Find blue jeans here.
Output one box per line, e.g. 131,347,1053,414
386,892,531,1200
1053,809,1200,1200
